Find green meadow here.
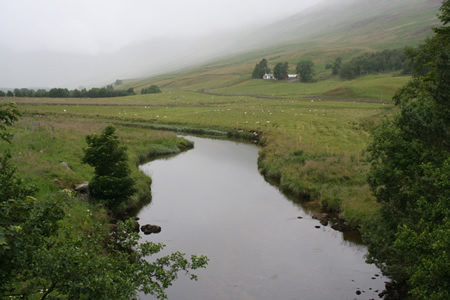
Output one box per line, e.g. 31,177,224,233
4,74,401,224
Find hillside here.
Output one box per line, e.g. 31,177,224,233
120,0,441,93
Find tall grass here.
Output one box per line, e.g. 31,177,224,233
2,115,194,216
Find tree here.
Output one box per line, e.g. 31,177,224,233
332,57,342,75
0,170,63,298
82,125,136,211
1,172,208,299
1,212,208,300
0,113,208,299
273,62,283,80
0,102,21,143
6,91,13,97
273,62,289,80
252,58,271,78
258,58,270,76
141,85,162,94
34,89,48,97
251,63,261,78
13,88,22,97
48,88,69,98
363,2,449,298
296,60,315,82
0,91,5,97
71,89,81,98
339,62,358,80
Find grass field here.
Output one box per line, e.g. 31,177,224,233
3,76,398,224
1,115,193,216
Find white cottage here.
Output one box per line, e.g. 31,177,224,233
263,73,275,80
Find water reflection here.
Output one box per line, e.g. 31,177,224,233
138,136,385,299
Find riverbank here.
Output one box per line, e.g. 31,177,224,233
1,115,195,217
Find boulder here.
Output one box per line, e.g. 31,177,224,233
75,182,89,194
320,219,329,226
134,221,140,233
312,213,329,221
331,222,352,232
141,224,162,235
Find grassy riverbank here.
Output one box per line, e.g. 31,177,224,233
2,76,397,225
1,115,193,216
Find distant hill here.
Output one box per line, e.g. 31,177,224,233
120,0,441,91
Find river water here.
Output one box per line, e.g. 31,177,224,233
138,136,385,300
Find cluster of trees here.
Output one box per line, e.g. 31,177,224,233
141,85,162,94
363,2,449,299
329,48,409,80
252,58,316,82
273,62,289,80
251,58,271,79
0,86,136,98
0,108,208,298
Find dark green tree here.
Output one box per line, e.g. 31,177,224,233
13,89,22,97
252,58,271,78
296,60,315,82
82,125,136,211
48,88,70,98
0,91,5,97
71,89,81,98
251,63,261,78
6,91,13,97
87,88,100,98
0,110,208,299
332,57,342,75
339,62,358,80
282,62,289,77
274,62,289,80
273,62,284,80
141,85,162,94
363,2,449,299
0,102,21,143
34,89,48,97
258,58,270,75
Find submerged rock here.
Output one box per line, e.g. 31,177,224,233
320,220,329,226
331,222,352,232
134,221,140,233
141,224,162,235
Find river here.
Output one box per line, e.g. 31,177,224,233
138,136,385,300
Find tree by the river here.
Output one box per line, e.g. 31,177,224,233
363,2,450,299
82,125,137,211
0,109,208,299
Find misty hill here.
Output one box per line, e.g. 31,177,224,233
1,0,440,90
121,0,441,91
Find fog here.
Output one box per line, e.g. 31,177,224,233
0,0,324,89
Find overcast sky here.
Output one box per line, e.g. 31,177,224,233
0,0,323,88
1,0,321,55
